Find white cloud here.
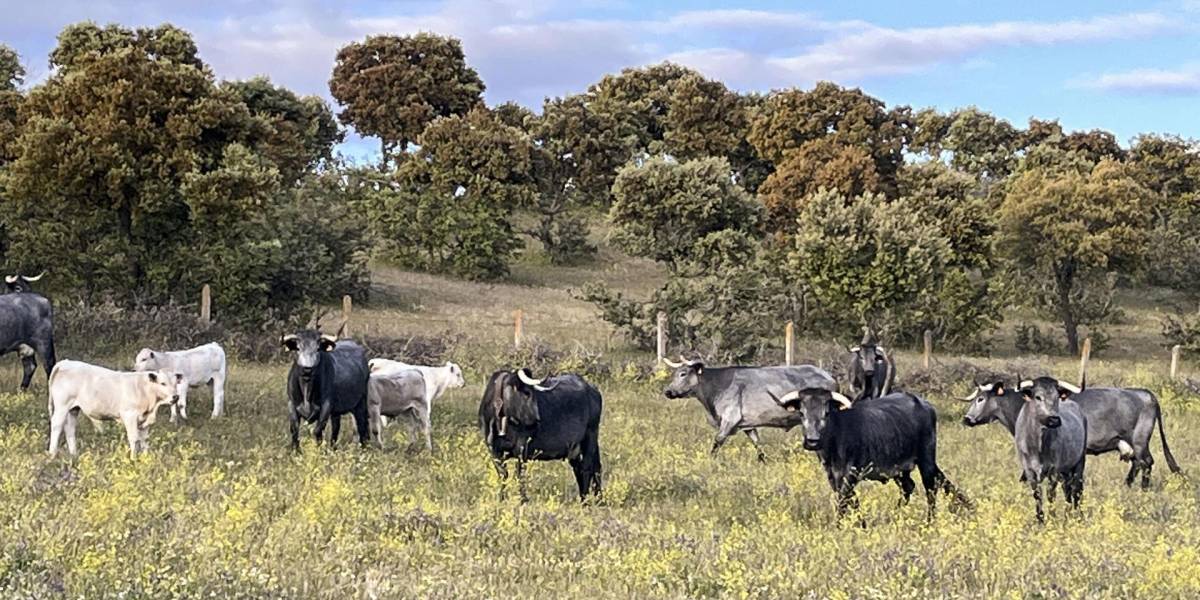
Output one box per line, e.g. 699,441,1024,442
1078,66,1200,95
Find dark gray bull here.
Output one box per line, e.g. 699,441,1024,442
0,292,57,390
772,388,971,520
4,272,44,294
662,356,837,461
479,368,603,502
847,341,895,402
281,329,369,451
1011,377,1087,523
961,378,1180,488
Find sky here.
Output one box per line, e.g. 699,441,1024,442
2,0,1198,159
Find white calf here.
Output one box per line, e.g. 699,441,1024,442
48,360,183,458
134,342,227,420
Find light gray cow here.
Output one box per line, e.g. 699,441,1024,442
367,368,432,451
662,356,837,461
48,360,183,458
961,377,1180,488
134,342,227,421
1011,377,1087,523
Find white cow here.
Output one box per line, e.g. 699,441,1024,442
367,359,465,443
367,368,430,450
134,342,227,421
48,360,183,458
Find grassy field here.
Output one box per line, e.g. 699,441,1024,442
2,248,1200,598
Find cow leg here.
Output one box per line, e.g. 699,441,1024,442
121,413,141,458
329,415,342,447
289,407,301,452
368,403,383,448
710,419,740,457
894,472,916,506
516,458,529,504
1139,452,1155,490
574,429,603,502
835,476,860,521
1046,477,1058,504
354,400,370,448
137,425,150,452
1028,474,1045,524
33,337,56,383
211,373,225,418
313,402,333,446
1124,461,1139,487
420,406,433,454
64,409,79,456
743,429,767,463
48,405,68,457
19,353,37,390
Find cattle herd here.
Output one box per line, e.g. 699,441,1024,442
0,276,1185,524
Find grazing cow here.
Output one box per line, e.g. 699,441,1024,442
479,368,603,502
662,356,837,461
0,292,57,390
846,337,895,402
367,368,431,451
281,330,369,451
773,388,971,520
1007,377,1088,523
47,360,183,458
134,342,227,421
4,272,44,294
961,378,1180,488
368,358,465,431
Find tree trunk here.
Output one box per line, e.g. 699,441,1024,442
1055,262,1079,355
116,198,142,293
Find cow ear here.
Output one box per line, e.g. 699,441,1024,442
147,372,159,383
281,335,299,351
175,373,184,384
319,334,337,352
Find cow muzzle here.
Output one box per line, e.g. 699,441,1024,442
802,438,821,451
663,389,682,399
961,416,978,427
301,367,314,378
1043,415,1062,429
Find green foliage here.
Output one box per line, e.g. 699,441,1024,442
609,156,761,270
0,44,22,167
370,109,534,279
1128,134,1200,292
1161,309,1200,354
330,33,484,165
999,152,1153,352
1014,322,1062,354
222,77,342,183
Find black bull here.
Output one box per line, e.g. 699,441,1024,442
479,369,603,501
0,293,57,390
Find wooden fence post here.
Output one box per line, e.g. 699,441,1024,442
341,295,352,337
199,284,211,326
656,312,667,365
1171,344,1182,380
923,329,932,370
514,309,524,349
1078,337,1092,387
785,321,795,366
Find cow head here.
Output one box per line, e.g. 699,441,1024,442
281,329,337,377
445,361,466,389
4,271,44,294
1018,377,1080,429
960,381,1011,426
848,342,888,377
770,388,853,451
486,368,551,437
662,356,703,399
133,348,159,372
140,371,184,427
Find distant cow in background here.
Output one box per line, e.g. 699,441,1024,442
4,272,44,294
48,360,183,458
0,292,57,390
847,329,895,402
134,342,227,422
281,328,369,451
367,368,431,451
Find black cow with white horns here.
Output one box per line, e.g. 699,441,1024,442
4,272,44,294
846,328,895,402
479,368,603,502
280,325,369,451
0,291,57,390
772,388,971,521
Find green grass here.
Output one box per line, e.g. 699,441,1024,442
2,247,1200,598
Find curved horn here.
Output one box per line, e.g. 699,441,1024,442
280,334,299,348
663,357,683,368
1057,380,1082,394
319,333,337,345
1018,380,1034,390
830,392,853,410
958,388,980,402
774,390,801,405
4,275,16,284
22,272,44,282
517,368,544,387
880,354,893,396
849,346,861,353
681,355,700,366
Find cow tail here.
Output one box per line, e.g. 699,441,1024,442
1155,400,1182,474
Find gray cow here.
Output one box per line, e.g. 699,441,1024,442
662,356,837,461
1012,377,1088,523
962,378,1180,488
0,292,57,390
367,368,431,452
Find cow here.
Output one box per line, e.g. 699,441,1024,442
368,358,465,434
4,272,44,294
133,342,227,422
772,388,971,521
281,329,369,451
661,356,837,461
846,337,895,402
961,378,1180,488
479,368,602,502
0,292,57,390
1011,377,1088,523
367,368,431,451
47,360,183,458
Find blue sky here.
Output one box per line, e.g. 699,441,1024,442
2,0,1198,159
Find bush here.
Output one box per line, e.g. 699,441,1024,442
1014,322,1061,355
1161,310,1200,355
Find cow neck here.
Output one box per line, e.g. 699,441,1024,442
693,369,726,419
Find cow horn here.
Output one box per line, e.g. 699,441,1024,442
1057,380,1082,394
663,357,683,368
774,390,801,405
517,368,544,387
320,333,337,345
958,388,980,402
680,355,701,366
4,275,16,284
849,346,861,353
831,392,853,410
22,272,44,282
280,334,299,347
1018,380,1034,390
